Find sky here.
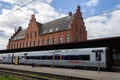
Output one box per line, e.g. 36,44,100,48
0,0,120,50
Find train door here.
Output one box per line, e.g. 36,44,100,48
14,56,19,65
54,54,60,65
11,53,14,64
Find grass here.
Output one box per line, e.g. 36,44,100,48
0,75,23,80
0,69,64,80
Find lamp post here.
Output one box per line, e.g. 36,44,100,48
24,53,28,66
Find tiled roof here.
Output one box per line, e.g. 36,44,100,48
11,29,26,41
40,15,73,34
11,15,73,41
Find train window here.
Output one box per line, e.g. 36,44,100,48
47,56,52,60
35,56,41,60
80,55,90,60
55,55,60,60
70,55,79,60
62,55,70,60
41,56,46,60
113,54,120,60
26,56,30,59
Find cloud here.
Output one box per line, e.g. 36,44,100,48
85,9,120,39
0,0,66,50
86,0,99,7
81,0,99,7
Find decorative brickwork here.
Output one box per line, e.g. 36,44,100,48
7,5,87,49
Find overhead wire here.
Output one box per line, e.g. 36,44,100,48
0,0,120,28
0,0,35,28
84,7,120,19
0,0,34,20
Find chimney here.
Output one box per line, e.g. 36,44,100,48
18,26,22,31
69,12,72,16
30,14,36,22
31,14,35,19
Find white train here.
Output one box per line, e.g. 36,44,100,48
0,47,113,70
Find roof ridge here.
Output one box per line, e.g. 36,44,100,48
43,14,74,24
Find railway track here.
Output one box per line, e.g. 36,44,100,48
0,67,92,80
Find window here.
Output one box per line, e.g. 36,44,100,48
113,54,120,60
34,40,37,46
53,37,57,44
65,34,70,42
48,38,51,45
19,43,21,48
23,42,24,48
62,55,90,60
75,36,77,41
59,35,63,43
55,55,60,60
79,28,81,34
43,39,46,45
30,41,32,47
35,32,37,37
38,40,42,46
62,55,70,60
27,34,29,38
79,55,90,60
14,44,16,49
70,55,79,60
26,42,28,47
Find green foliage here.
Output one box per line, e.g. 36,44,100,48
0,75,23,80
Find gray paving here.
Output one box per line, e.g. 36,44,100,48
0,64,120,80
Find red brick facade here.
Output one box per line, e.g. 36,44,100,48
7,5,87,49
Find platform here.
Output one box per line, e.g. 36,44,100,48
0,64,120,80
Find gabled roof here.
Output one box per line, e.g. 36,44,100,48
11,15,74,41
39,15,73,34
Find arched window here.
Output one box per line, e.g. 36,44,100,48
65,34,70,43
53,37,57,44
27,34,29,38
59,35,62,43
19,43,21,48
48,37,51,45
30,41,32,47
23,42,24,48
26,42,28,47
43,39,46,45
34,40,37,46
38,39,42,46
35,32,37,37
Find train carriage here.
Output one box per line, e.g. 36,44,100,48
0,47,113,70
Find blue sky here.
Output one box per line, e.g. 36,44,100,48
50,0,120,18
0,0,120,50
0,0,120,18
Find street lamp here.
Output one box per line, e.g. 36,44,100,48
24,53,28,66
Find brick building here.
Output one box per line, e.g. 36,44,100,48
7,5,87,49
